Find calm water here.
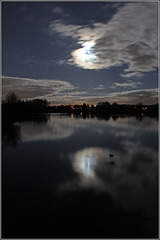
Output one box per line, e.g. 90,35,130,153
2,114,158,238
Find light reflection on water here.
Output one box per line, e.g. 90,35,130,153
2,114,158,238
61,145,157,214
11,114,157,143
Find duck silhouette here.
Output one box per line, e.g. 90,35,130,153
108,154,115,165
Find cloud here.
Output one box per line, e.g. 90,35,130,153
94,84,104,90
2,76,75,101
52,7,64,14
47,88,158,105
2,76,89,104
62,91,88,96
49,2,158,74
49,19,83,38
52,7,69,17
2,76,158,105
112,80,142,88
121,72,144,78
110,2,124,9
107,88,158,104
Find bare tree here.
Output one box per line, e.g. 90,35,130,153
5,92,20,104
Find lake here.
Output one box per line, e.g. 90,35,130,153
2,114,158,238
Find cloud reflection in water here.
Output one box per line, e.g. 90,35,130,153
11,115,157,216
59,144,157,217
15,115,157,143
71,148,113,189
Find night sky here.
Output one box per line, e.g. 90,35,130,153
2,1,158,105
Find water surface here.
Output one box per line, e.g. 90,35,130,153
2,114,158,238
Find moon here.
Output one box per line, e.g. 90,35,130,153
75,40,96,62
81,41,96,61
71,40,97,69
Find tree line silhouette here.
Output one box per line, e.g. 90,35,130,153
2,92,159,122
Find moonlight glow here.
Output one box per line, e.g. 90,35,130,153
81,41,96,61
71,40,97,69
72,148,98,177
